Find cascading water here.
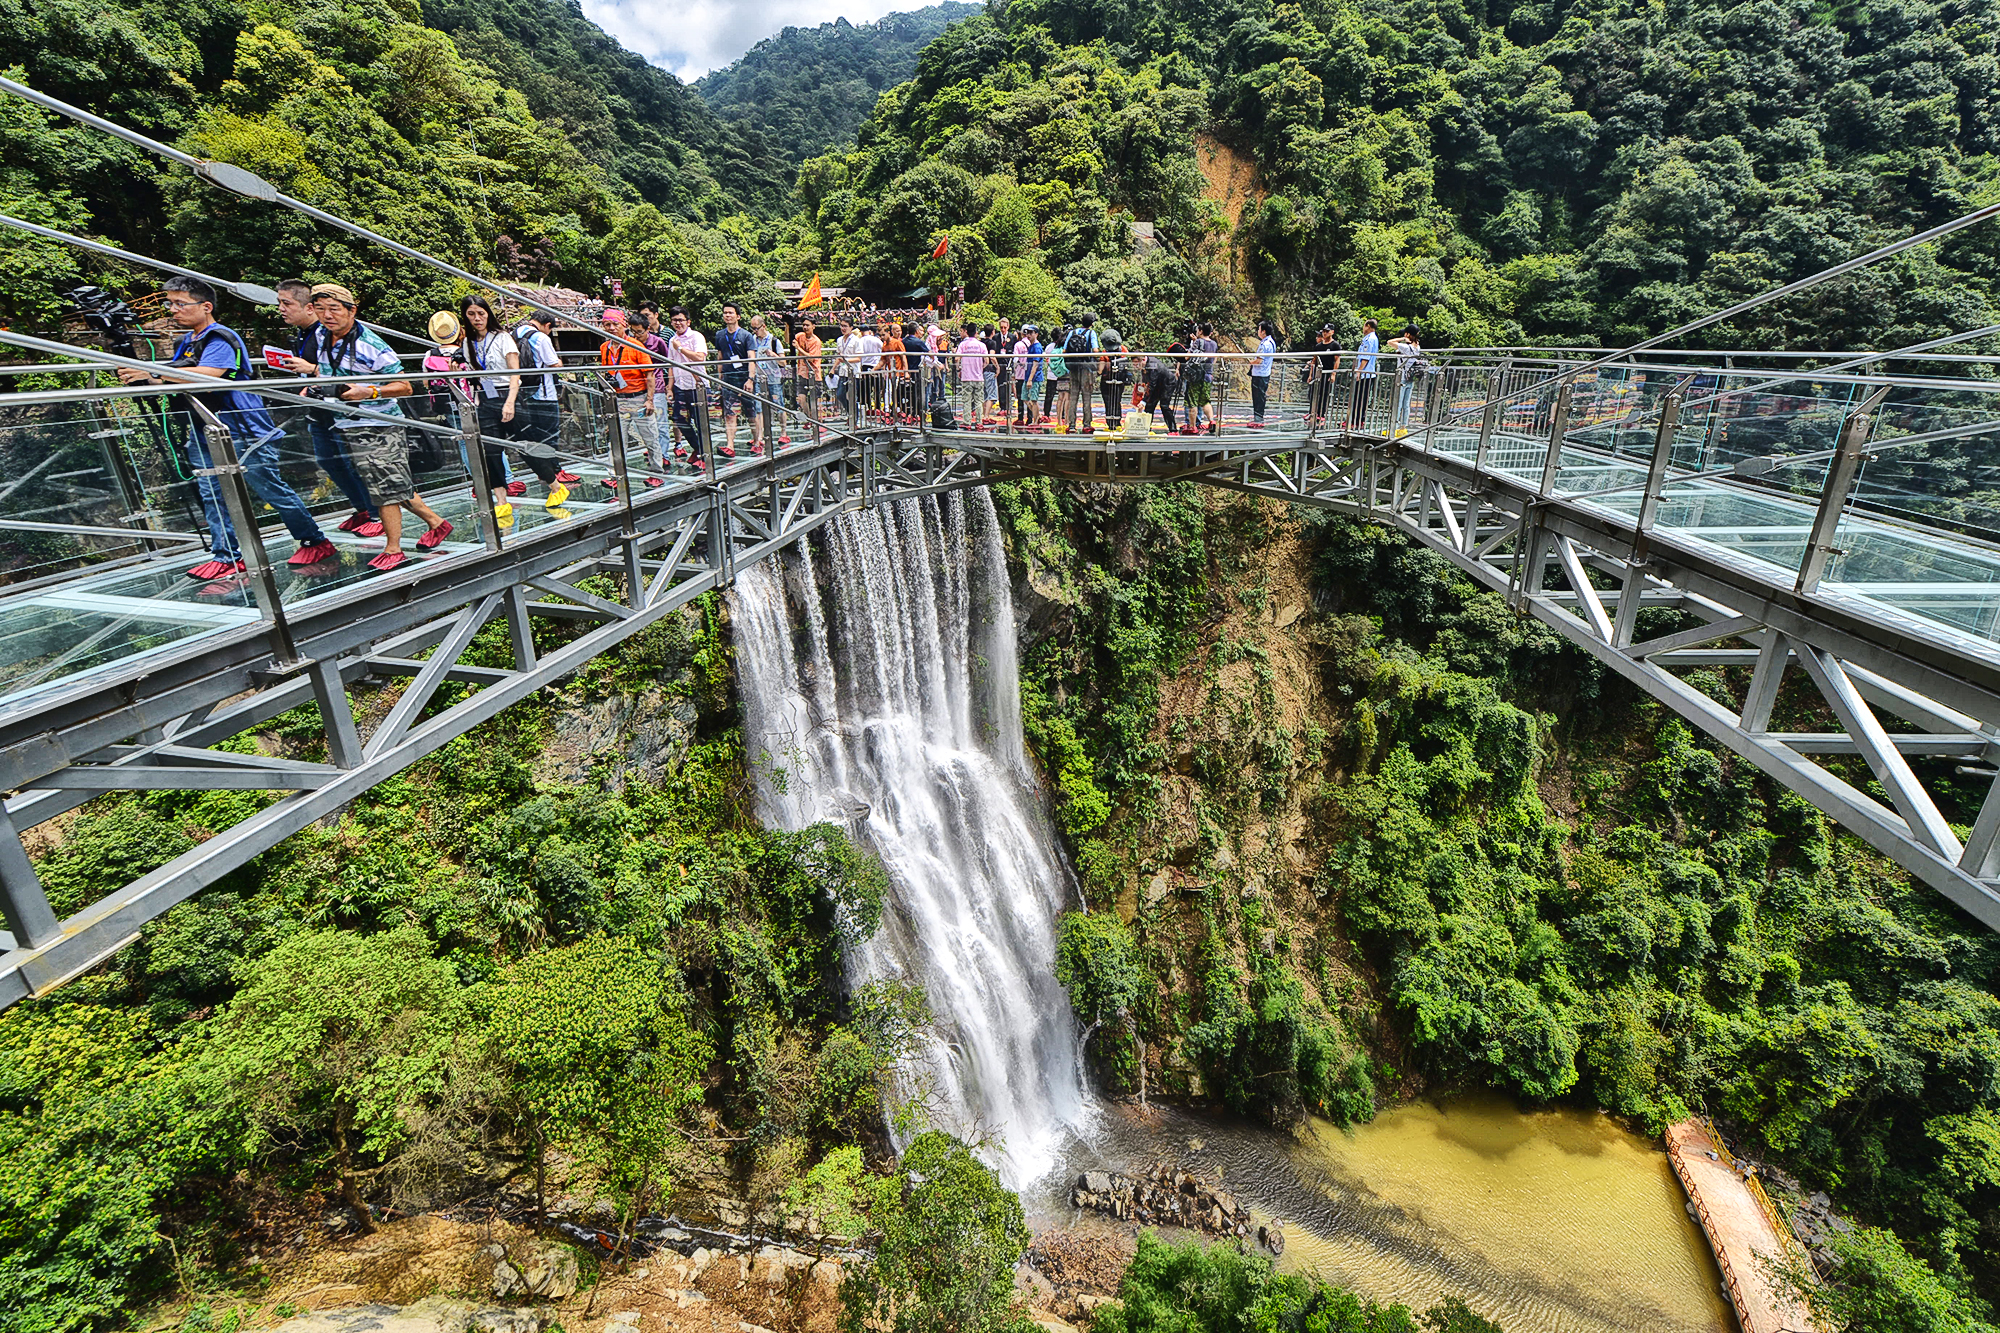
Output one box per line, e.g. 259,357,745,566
732,489,1094,1187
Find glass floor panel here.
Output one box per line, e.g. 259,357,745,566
1412,429,2000,660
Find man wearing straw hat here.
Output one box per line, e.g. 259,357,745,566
310,282,453,572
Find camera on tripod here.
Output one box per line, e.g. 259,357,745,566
60,284,145,359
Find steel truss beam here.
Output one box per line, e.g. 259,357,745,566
13,415,2000,1008
0,430,979,1005
1140,431,2000,928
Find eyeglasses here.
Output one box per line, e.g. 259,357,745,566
163,299,204,310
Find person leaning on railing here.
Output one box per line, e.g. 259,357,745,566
1349,317,1381,428
116,274,338,587
1250,319,1277,427
460,294,523,510
748,311,785,449
1186,323,1217,435
793,318,823,425
1388,324,1427,433
309,282,453,572
714,303,751,457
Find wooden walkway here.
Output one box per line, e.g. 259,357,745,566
1665,1121,1821,1333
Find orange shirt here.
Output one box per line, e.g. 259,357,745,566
601,340,650,394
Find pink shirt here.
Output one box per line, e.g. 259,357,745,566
1012,337,1031,379
956,336,987,381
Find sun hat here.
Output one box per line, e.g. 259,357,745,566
428,311,462,343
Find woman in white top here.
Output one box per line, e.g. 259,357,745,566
459,295,521,504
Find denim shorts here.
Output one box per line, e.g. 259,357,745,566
718,379,750,415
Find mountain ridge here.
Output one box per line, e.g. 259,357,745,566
693,2,980,168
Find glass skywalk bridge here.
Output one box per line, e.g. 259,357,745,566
7,58,2000,1008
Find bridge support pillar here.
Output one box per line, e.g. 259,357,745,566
308,656,364,771
0,805,59,950
1960,776,2000,879
503,586,537,672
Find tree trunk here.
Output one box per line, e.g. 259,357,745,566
332,1104,377,1234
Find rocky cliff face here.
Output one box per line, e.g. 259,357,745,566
996,481,1398,1120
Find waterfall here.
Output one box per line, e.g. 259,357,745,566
731,489,1094,1187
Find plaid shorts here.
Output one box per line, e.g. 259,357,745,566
342,424,414,505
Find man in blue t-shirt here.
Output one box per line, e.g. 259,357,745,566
714,302,754,458
1350,317,1381,429
116,276,335,586
1250,319,1277,426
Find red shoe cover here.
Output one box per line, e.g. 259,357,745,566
367,551,410,572
416,520,453,550
288,540,338,566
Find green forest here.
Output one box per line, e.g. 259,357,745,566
4,0,2000,1329
694,3,981,168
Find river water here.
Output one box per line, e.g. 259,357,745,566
1057,1096,1734,1333
731,495,1730,1331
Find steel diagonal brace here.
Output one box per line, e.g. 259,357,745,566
728,498,777,543
1554,536,1614,642
1626,614,1764,659
1794,645,1963,860
525,577,634,621
364,594,502,761
647,518,709,608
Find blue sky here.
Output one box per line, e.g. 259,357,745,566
581,0,917,81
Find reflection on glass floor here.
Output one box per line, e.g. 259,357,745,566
1423,429,2000,656
0,464,635,709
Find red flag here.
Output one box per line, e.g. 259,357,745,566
930,234,950,260
799,272,822,309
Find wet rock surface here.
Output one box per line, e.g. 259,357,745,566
1069,1164,1282,1254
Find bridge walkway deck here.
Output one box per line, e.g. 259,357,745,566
1666,1120,1820,1333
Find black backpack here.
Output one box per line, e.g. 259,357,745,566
1065,328,1094,356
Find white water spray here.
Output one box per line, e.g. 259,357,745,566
731,490,1094,1187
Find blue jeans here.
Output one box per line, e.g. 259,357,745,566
1395,380,1415,428
309,415,371,513
187,428,326,559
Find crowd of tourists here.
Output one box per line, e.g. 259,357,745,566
110,273,1431,593
616,306,1434,440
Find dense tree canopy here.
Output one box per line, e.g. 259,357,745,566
695,4,980,169
796,0,2000,347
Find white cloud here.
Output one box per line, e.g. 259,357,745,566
581,0,917,82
